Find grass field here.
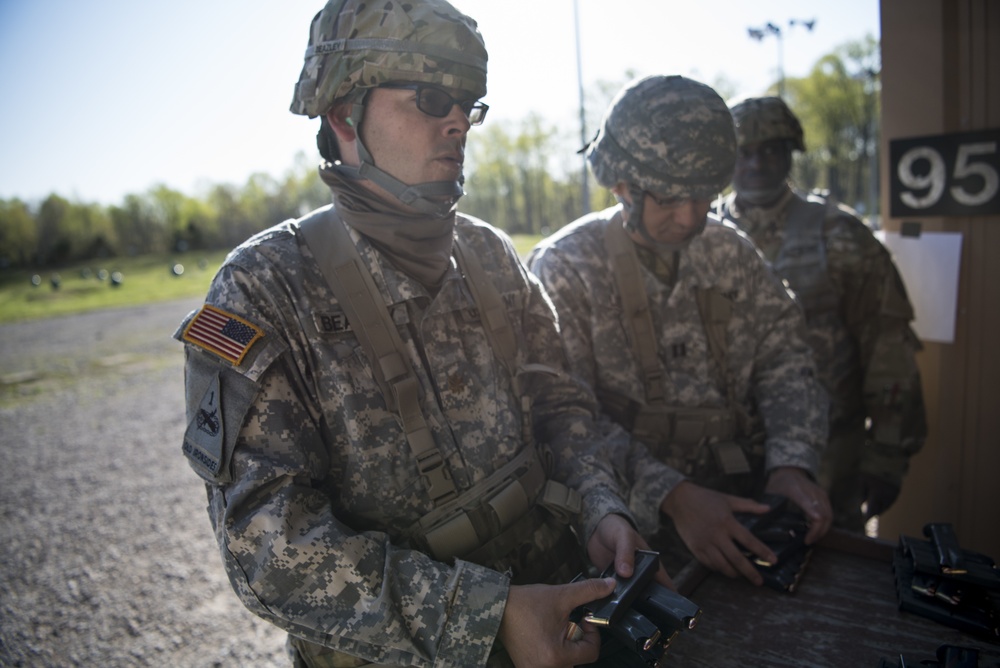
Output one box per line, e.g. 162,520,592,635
0,235,543,324
0,251,231,324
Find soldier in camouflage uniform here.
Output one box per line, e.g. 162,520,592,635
174,2,658,666
720,96,927,531
529,76,833,585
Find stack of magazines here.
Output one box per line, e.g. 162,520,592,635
893,522,1000,638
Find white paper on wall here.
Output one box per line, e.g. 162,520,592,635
875,230,963,344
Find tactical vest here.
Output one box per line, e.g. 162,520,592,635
758,193,862,429
602,216,759,479
296,205,582,584
773,193,840,320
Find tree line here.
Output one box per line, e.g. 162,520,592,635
0,37,878,270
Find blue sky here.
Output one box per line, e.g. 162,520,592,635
0,0,879,206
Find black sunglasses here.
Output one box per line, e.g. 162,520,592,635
380,83,489,125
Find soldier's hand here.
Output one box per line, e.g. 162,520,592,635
587,513,673,588
660,481,775,586
860,473,900,518
765,466,832,544
499,577,615,668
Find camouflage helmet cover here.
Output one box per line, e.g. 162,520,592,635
290,0,488,118
729,96,805,151
586,75,736,201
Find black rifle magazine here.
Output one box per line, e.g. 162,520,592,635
571,550,703,667
735,494,813,593
893,526,1000,639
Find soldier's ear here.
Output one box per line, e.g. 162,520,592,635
611,182,631,205
326,104,356,141
325,103,360,166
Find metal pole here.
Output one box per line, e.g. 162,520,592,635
748,20,814,98
777,31,785,97
574,0,590,215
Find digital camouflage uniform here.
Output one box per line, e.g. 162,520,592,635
529,77,827,552
723,96,927,530
529,208,827,539
175,1,634,666
721,190,927,529
176,215,631,666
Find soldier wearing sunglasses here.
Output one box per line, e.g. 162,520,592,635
176,1,661,666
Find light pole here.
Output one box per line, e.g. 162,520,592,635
573,0,590,215
747,18,815,98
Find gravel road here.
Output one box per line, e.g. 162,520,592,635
0,298,288,667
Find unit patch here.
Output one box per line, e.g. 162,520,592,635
183,305,263,365
183,372,225,479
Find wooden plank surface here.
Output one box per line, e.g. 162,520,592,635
663,531,1000,667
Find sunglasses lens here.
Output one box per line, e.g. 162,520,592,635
396,84,487,125
466,103,488,125
417,88,454,117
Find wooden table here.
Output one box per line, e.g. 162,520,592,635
663,530,1000,667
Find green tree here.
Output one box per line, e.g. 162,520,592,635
176,195,220,251
0,198,39,266
35,194,71,265
29,194,119,264
110,193,163,256
74,202,118,260
282,151,331,217
146,185,192,253
464,113,608,235
785,34,880,217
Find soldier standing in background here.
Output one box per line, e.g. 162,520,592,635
720,96,927,532
174,1,660,666
529,76,833,585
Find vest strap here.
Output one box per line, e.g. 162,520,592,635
605,215,666,404
298,205,456,503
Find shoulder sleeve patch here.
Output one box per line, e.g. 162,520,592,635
182,304,264,365
184,371,226,480
182,355,262,484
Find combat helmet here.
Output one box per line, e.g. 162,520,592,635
586,75,736,247
290,0,488,216
729,96,805,152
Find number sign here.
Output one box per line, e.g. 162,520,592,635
889,129,1000,217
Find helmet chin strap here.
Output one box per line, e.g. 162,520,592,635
333,93,465,218
619,185,702,254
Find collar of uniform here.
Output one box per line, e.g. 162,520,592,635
320,163,457,290
727,188,795,239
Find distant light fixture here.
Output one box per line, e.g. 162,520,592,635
746,18,817,98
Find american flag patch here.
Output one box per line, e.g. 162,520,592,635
183,305,263,365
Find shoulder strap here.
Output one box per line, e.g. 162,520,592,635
452,233,518,381
453,232,542,448
605,215,666,405
694,286,733,399
297,205,456,504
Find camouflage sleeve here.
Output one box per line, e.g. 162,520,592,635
525,244,599,391
829,216,928,483
622,441,686,536
528,243,683,537
737,235,828,476
195,264,508,668
597,414,685,537
515,248,634,544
